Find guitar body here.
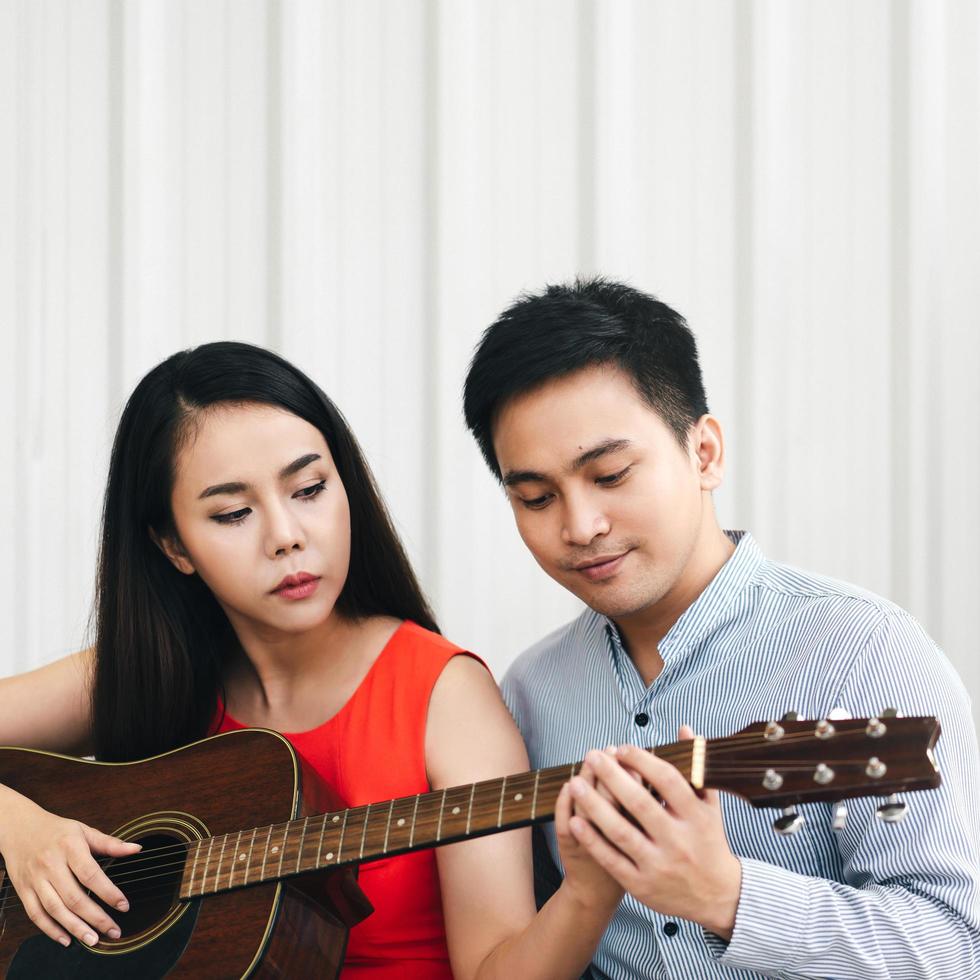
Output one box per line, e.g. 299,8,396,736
0,730,372,979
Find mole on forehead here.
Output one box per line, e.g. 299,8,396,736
503,438,632,487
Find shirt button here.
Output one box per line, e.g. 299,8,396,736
634,712,649,727
663,921,679,937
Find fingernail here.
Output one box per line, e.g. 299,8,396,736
84,932,98,946
605,744,618,754
107,928,121,940
116,900,129,912
59,937,71,948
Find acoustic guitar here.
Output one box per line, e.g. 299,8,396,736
0,714,941,978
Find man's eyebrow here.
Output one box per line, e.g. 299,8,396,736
571,438,633,470
198,453,322,499
501,440,632,489
502,469,546,488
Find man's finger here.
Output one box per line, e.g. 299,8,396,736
612,744,702,818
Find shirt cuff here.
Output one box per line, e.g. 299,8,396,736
704,858,811,973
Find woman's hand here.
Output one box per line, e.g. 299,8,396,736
555,752,624,914
0,787,141,947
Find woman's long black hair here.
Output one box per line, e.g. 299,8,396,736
92,342,438,761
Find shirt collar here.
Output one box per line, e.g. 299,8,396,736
602,530,765,671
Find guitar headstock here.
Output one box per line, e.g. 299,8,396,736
703,714,941,818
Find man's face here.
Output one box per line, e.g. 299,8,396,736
492,364,717,622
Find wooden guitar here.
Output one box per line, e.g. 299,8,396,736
0,715,941,978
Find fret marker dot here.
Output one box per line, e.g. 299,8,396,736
326,852,334,861
332,815,340,823
451,806,461,815
238,854,246,861
514,793,523,801
271,846,279,854
397,818,406,827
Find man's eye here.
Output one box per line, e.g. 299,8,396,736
212,508,250,526
596,467,630,486
520,494,552,510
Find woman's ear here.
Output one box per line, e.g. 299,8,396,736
149,527,196,576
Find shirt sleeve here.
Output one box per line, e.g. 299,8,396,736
708,611,980,979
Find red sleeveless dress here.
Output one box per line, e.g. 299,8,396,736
214,621,481,979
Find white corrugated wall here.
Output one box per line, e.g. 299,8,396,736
1,0,978,735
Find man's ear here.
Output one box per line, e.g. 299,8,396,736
692,414,725,491
149,527,196,576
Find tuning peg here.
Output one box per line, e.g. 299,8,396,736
831,802,848,832
876,794,908,824
781,710,801,722
773,807,805,835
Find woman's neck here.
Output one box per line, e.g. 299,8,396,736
223,613,401,731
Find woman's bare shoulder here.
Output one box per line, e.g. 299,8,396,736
0,647,95,755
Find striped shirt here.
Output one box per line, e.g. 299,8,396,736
502,531,980,979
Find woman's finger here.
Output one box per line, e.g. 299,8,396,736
34,878,104,947
19,886,71,947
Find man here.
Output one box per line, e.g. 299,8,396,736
462,278,980,979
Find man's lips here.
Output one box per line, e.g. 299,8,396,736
570,551,631,582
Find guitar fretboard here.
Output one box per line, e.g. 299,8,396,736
180,749,694,899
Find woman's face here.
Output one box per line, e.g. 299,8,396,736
160,402,352,643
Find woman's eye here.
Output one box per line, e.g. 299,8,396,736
294,479,327,500
212,508,250,526
596,467,630,486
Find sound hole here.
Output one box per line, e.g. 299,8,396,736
95,832,187,938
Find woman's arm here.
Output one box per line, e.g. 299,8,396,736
426,656,622,980
0,647,140,947
0,647,95,754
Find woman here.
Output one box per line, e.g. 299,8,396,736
0,342,622,978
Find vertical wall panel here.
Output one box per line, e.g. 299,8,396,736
2,0,978,728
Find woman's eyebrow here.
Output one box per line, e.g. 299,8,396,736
198,453,323,499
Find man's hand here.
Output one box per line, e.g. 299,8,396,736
567,726,742,940
554,750,625,914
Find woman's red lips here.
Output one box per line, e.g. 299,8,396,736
272,572,320,598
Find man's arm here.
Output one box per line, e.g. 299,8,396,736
570,612,980,979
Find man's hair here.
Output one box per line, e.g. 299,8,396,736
463,277,710,478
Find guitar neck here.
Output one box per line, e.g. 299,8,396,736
179,714,941,900
181,744,698,899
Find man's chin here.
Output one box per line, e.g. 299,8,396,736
571,583,663,622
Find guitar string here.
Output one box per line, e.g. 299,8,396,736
0,759,910,910
0,725,924,916
1,729,907,891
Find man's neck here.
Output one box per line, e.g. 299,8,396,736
615,524,736,687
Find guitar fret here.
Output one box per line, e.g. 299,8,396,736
497,775,508,827
215,834,229,892
228,830,243,889
465,782,476,834
435,788,448,842
531,770,540,820
189,841,202,895
315,815,327,869
276,824,288,877
201,837,215,896
382,799,395,854
243,827,257,886
260,825,274,880
337,809,349,862
297,815,309,873
409,793,421,847
359,804,372,859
